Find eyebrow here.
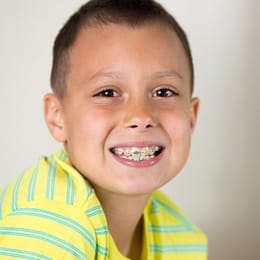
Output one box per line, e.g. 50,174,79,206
152,70,184,81
89,71,124,81
89,69,183,82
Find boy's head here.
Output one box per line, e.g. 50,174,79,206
50,0,194,99
44,0,199,196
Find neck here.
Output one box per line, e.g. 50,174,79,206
94,187,150,259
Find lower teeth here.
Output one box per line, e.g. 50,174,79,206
122,154,155,161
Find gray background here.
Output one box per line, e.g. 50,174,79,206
0,1,259,259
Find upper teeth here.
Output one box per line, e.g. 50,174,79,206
112,146,161,161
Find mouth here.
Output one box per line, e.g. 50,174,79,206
110,145,164,162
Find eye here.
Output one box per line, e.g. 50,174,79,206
152,87,178,97
93,88,120,97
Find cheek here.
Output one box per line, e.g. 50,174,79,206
164,111,193,175
163,109,192,146
65,109,115,170
67,108,115,145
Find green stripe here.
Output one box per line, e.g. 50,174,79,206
150,244,207,253
86,205,104,217
0,252,36,260
148,224,192,233
9,208,96,250
57,150,75,205
59,149,67,162
66,172,75,205
27,164,39,201
87,186,94,197
97,244,109,256
0,227,86,260
152,198,193,230
46,156,57,200
11,174,24,211
0,187,7,219
95,226,109,235
151,200,160,213
0,247,51,260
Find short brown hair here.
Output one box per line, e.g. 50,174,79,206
51,0,194,98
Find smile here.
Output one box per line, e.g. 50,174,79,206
110,146,163,161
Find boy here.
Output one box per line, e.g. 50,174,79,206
0,0,207,259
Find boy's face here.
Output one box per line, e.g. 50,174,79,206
45,23,199,196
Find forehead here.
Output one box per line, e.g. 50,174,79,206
67,23,190,87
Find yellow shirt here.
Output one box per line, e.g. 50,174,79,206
0,149,207,259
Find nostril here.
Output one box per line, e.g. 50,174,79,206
130,125,138,128
129,124,153,129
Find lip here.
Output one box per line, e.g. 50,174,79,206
109,141,165,168
110,141,164,149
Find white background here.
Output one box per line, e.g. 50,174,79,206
0,1,259,259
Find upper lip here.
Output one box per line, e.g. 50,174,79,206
109,141,165,149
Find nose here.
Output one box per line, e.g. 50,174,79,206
123,97,157,130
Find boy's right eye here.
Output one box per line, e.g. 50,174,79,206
93,88,119,97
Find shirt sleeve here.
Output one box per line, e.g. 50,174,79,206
0,200,96,260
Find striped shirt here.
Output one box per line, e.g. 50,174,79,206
0,149,207,259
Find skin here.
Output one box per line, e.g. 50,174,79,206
44,23,199,259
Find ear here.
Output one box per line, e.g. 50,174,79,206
43,93,66,143
189,97,200,132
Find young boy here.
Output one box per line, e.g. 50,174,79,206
0,0,207,259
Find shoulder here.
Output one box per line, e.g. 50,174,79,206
0,148,97,223
0,149,100,230
0,149,93,218
0,149,102,259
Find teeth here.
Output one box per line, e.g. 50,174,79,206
114,148,124,156
112,146,161,161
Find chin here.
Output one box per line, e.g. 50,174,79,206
116,178,167,196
